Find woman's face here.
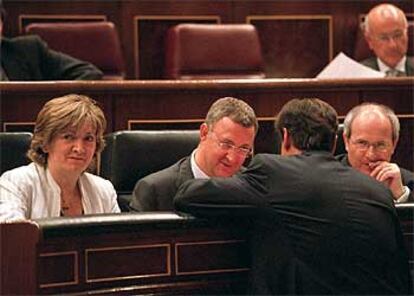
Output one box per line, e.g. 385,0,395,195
44,122,97,176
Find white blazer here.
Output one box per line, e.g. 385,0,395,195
0,163,120,221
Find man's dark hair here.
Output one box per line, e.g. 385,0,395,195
275,98,338,152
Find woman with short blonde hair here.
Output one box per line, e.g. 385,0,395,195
0,94,120,221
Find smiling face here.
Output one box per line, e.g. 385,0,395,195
196,117,255,177
44,122,97,177
344,111,396,175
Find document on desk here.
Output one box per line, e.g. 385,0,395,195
317,52,385,79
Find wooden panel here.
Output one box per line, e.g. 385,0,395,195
249,15,332,78
19,14,107,34
3,0,413,79
38,251,78,288
175,240,250,275
0,222,39,295
0,79,412,171
1,91,113,134
134,16,219,79
85,244,171,282
0,209,412,295
3,122,35,132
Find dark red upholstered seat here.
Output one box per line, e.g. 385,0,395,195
353,21,414,62
25,21,125,80
164,24,265,79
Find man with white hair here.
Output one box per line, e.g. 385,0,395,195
361,3,413,76
337,102,413,203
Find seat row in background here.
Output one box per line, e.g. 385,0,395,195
23,20,414,80
0,128,345,211
23,21,265,80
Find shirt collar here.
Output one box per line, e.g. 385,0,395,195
377,56,406,73
190,149,210,179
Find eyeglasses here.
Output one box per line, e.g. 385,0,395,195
374,30,406,43
209,132,252,157
350,138,391,152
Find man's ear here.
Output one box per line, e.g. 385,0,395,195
364,32,375,50
331,134,338,154
281,128,291,151
199,123,209,142
391,138,398,155
343,133,350,152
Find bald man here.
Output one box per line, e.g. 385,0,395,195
361,3,413,76
337,102,413,203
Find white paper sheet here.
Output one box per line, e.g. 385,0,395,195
317,52,385,79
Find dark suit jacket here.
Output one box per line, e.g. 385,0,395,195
130,157,194,211
361,56,414,76
336,153,414,202
175,152,411,295
1,35,103,80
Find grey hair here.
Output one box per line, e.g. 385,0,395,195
362,4,408,34
205,97,258,133
343,102,400,143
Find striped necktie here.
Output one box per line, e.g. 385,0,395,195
385,69,405,77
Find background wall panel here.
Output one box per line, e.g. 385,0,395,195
3,0,413,79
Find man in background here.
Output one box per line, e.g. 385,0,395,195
0,7,102,80
130,97,258,211
337,102,413,202
175,98,411,295
360,3,413,76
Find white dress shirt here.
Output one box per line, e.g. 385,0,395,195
0,162,120,221
377,56,406,75
190,149,210,179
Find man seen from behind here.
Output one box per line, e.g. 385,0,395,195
174,98,411,295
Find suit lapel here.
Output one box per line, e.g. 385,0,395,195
1,38,34,80
176,157,194,188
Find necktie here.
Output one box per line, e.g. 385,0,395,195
385,69,405,77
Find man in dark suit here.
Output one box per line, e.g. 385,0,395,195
337,102,413,202
360,3,413,76
174,98,411,295
0,9,102,80
129,97,258,211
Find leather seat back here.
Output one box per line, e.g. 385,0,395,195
164,24,265,79
25,21,125,80
100,130,200,195
0,132,32,174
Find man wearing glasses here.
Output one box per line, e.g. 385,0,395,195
337,102,413,203
129,97,258,211
174,98,411,294
360,3,413,76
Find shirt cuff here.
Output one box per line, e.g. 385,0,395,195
395,186,410,203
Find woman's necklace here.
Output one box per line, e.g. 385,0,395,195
60,190,83,216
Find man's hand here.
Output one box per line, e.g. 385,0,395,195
369,161,404,200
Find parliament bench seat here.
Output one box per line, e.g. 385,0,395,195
0,132,32,174
164,23,265,79
100,130,200,211
25,21,126,80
